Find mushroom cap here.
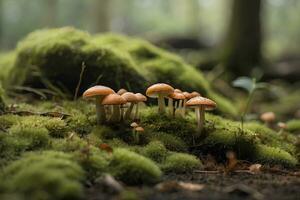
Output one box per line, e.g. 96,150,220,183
117,88,128,95
121,92,139,103
83,85,115,98
277,122,287,129
185,96,217,110
135,93,147,102
135,127,144,132
146,83,174,98
260,112,276,122
130,122,139,128
174,89,183,93
190,91,201,98
182,92,192,99
168,92,186,100
101,94,127,105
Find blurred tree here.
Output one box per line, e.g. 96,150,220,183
44,0,57,27
89,0,111,33
222,0,262,76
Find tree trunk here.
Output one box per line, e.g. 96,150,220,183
44,0,57,27
222,0,262,76
89,0,111,33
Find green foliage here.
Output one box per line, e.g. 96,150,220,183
141,141,168,163
109,148,162,185
0,52,16,88
147,132,188,152
253,145,298,167
0,151,84,200
287,119,300,134
162,153,202,173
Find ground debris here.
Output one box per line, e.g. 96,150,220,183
155,181,204,192
94,174,124,194
223,184,264,200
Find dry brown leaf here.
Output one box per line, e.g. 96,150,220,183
99,143,113,153
225,151,238,173
249,164,262,174
155,181,204,192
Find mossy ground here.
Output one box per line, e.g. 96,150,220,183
0,99,298,200
0,27,236,115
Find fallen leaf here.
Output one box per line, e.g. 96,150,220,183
155,181,204,192
249,164,262,174
225,151,238,173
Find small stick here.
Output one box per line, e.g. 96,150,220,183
74,62,87,101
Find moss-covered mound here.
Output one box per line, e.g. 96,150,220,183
0,151,85,200
0,27,236,115
287,119,300,134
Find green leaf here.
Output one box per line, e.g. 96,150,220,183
232,77,255,93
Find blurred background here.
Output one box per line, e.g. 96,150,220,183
0,0,299,80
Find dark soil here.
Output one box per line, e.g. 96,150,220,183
86,172,300,200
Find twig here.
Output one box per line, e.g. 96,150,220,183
74,62,87,101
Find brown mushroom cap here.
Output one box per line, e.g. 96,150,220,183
146,83,174,98
190,91,201,98
117,88,128,95
101,94,127,105
182,92,192,99
135,93,147,102
83,85,115,98
121,92,139,103
277,122,287,129
135,127,144,132
174,89,183,93
260,112,276,122
168,92,186,100
130,122,139,128
185,96,217,110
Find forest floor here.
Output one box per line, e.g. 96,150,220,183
86,172,300,200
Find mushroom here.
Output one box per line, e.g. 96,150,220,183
101,94,127,122
186,96,217,135
117,88,127,95
277,122,287,136
82,85,115,124
146,83,174,114
167,92,185,117
260,112,275,126
121,92,139,120
182,91,192,116
134,93,147,120
134,126,144,143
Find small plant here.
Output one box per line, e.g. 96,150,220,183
232,76,269,130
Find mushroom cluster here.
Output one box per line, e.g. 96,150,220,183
83,86,147,124
146,83,217,135
83,83,217,137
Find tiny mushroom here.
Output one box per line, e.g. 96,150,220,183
167,92,185,117
121,92,139,120
134,126,145,143
146,83,174,114
277,122,287,135
101,93,127,122
117,88,128,95
186,96,217,135
260,112,276,126
182,91,192,116
134,93,147,120
83,85,115,124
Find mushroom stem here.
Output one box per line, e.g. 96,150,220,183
168,98,174,117
134,103,139,120
96,96,106,124
125,103,135,119
176,100,183,117
111,105,120,122
120,106,125,121
197,105,205,135
182,99,187,116
157,94,165,114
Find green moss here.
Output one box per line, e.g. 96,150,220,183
5,27,236,115
287,119,300,134
141,141,168,163
253,145,298,167
109,148,162,185
0,52,16,87
147,132,188,152
0,151,84,200
50,135,86,152
244,122,296,154
0,114,19,130
9,124,50,150
162,153,202,173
